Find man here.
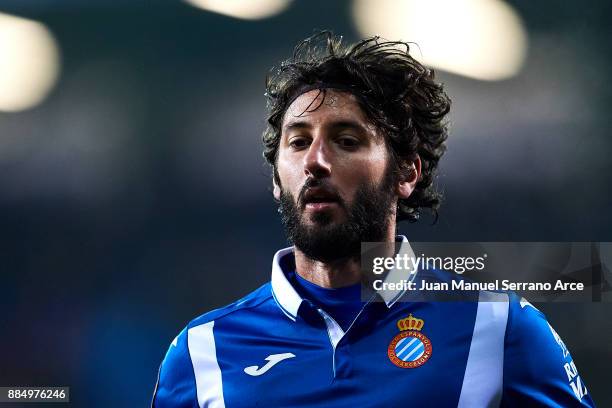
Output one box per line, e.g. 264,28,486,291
152,32,595,407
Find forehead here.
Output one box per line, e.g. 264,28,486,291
282,89,371,129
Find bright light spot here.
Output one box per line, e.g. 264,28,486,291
184,0,292,20
0,12,60,112
352,0,527,81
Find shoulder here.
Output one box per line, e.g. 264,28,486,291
152,283,273,408
171,282,273,356
175,282,274,359
503,292,568,371
504,292,568,355
187,282,273,329
502,293,595,406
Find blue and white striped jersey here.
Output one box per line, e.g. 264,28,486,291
152,240,595,407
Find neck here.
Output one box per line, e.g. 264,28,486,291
294,221,397,289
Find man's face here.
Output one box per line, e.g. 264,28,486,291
274,89,398,262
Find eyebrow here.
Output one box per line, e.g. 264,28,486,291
283,119,369,134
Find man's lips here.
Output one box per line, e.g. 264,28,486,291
304,201,339,211
300,187,341,210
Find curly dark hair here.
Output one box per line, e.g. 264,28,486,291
263,31,451,222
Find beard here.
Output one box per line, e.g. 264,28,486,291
278,170,396,263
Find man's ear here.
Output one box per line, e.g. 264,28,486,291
397,156,422,199
273,176,281,201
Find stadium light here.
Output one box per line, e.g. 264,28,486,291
0,12,60,112
352,0,528,81
183,0,292,20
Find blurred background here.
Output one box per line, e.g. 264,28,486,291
1,0,611,406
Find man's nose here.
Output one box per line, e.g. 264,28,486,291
303,137,332,179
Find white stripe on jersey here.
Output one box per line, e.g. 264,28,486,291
188,321,226,408
457,291,509,408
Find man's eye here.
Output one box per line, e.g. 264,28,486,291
337,137,359,148
289,138,310,149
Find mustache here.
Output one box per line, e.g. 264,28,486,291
297,178,346,210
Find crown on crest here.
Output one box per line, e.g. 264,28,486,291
397,314,424,331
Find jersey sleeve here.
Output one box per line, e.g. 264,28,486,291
501,293,596,407
152,327,199,408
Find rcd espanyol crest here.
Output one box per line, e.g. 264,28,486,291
388,313,432,368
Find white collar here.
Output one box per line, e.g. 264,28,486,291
270,236,417,321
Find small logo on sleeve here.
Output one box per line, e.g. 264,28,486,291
388,314,432,369
244,353,296,376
